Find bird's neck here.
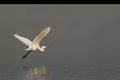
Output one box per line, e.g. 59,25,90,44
38,46,45,52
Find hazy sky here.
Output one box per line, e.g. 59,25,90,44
0,5,120,66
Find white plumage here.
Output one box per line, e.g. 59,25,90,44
14,34,32,46
14,27,51,59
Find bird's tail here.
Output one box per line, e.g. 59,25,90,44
21,50,33,59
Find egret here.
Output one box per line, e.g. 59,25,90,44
14,27,51,59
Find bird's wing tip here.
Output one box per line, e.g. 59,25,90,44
13,33,19,37
47,26,51,30
13,33,16,36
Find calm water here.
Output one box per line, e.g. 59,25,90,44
1,61,120,80
1,5,120,80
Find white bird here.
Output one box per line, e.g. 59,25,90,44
14,27,51,59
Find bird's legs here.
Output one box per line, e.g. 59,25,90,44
21,50,33,59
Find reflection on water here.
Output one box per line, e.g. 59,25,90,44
17,66,47,80
6,62,120,80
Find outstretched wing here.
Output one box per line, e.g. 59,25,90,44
32,27,51,45
13,34,32,46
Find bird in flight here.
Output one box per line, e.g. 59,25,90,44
14,27,51,59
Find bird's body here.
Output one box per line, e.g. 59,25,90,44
14,27,51,59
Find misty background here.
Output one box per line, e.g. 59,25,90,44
1,5,120,80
